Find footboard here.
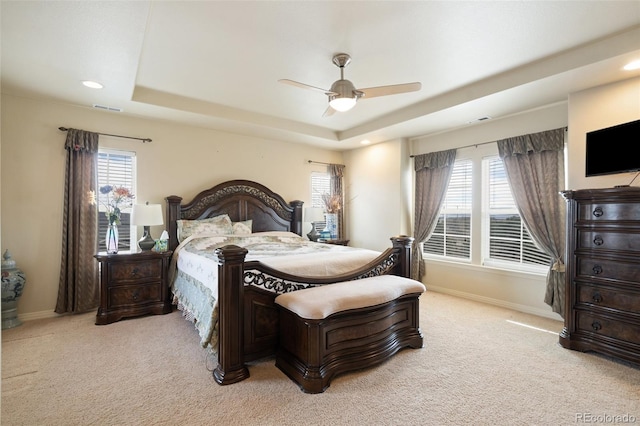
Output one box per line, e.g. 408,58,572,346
212,236,413,385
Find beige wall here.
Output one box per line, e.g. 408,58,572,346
1,94,342,319
342,139,412,251
567,76,640,190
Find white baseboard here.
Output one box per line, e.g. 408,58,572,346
18,310,61,322
426,284,563,321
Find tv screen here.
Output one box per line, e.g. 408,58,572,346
585,119,640,177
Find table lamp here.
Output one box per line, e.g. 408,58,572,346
131,202,164,251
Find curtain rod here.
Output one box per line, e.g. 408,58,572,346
409,140,494,157
410,127,568,157
307,160,345,167
58,127,152,143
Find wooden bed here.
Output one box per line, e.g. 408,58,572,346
165,179,413,385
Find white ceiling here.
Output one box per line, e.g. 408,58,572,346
2,1,640,150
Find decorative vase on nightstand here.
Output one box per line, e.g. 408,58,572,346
1,250,26,329
106,223,119,254
324,213,338,239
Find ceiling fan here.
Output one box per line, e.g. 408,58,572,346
279,53,422,116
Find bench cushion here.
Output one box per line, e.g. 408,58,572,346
274,275,426,320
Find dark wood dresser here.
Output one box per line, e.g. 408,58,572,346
560,187,640,365
95,250,173,325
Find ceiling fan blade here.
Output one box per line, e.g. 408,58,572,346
322,105,336,117
278,79,333,95
358,82,422,99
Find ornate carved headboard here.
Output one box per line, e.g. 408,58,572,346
165,180,304,252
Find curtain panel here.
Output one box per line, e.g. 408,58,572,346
497,128,566,317
328,164,345,240
55,129,100,314
412,149,457,281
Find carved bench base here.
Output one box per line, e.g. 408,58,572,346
276,293,423,393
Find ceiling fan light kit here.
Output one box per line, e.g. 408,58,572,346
279,53,421,115
329,96,357,112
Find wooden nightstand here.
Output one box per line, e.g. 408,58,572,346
94,250,173,325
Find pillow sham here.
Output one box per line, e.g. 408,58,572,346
177,214,233,242
232,220,253,235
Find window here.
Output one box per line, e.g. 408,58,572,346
310,171,330,232
311,171,330,208
423,159,472,260
483,156,550,270
97,149,136,251
421,146,551,274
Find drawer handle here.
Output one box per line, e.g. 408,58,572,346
593,236,604,246
592,292,602,303
592,207,604,217
592,264,603,275
130,267,140,277
591,321,602,331
132,290,140,301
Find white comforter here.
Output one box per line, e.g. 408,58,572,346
170,231,380,349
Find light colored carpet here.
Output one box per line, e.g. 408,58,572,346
2,291,639,426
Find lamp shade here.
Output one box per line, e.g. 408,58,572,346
131,203,164,226
304,207,325,223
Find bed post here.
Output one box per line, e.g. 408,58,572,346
165,195,182,252
213,245,250,385
290,200,304,236
391,235,414,278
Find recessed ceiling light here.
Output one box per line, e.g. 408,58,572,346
82,80,103,89
360,139,371,145
623,60,640,71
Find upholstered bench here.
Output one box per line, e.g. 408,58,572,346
274,275,426,393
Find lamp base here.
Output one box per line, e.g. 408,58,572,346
307,224,320,242
138,226,155,251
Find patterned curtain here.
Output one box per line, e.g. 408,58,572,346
413,149,457,281
55,129,100,314
328,163,345,239
497,128,566,317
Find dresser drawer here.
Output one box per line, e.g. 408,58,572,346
576,257,640,282
108,259,163,283
577,230,640,252
578,202,640,222
108,283,163,308
577,283,640,313
576,311,640,345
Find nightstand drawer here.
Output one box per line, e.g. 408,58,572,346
108,283,162,308
108,259,163,283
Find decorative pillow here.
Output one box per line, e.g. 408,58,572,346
177,214,233,242
232,220,253,235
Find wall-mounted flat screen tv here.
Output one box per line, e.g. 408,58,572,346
585,119,640,177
